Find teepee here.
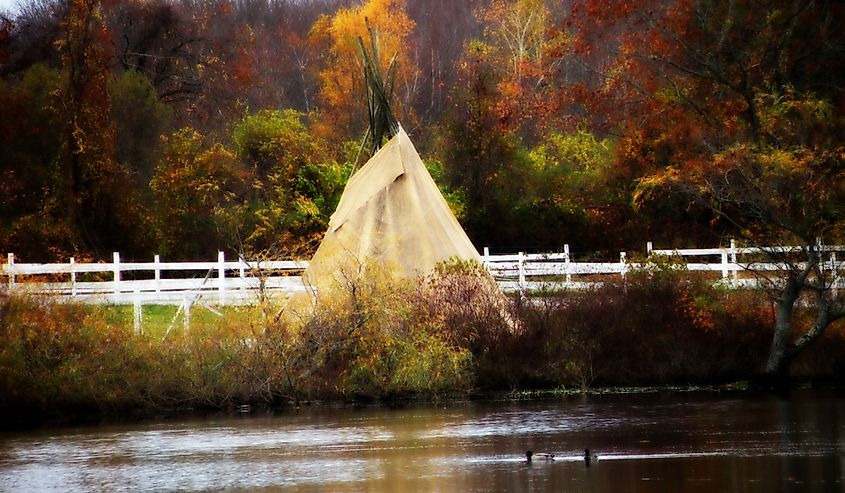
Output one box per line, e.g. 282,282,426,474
304,125,480,286
304,27,479,287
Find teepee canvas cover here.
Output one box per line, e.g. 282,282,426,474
304,126,480,286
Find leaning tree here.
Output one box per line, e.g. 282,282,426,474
562,0,845,376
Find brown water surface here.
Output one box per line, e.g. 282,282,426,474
1,388,843,492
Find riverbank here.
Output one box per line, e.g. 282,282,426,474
2,264,843,430
6,378,843,433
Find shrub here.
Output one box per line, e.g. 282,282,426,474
412,259,523,389
514,265,775,388
0,294,154,418
282,260,476,400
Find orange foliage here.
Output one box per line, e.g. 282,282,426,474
311,0,417,139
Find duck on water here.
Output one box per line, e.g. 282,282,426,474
525,450,555,462
525,449,598,465
584,448,598,466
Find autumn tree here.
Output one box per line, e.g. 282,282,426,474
51,0,152,257
230,109,347,256
150,128,249,258
472,0,578,141
637,95,845,377
436,1,618,251
437,41,533,248
565,0,845,377
54,0,112,243
0,63,64,259
310,0,417,140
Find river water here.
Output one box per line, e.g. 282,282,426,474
1,389,843,492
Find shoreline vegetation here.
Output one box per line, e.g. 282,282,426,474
2,0,842,431
2,261,843,430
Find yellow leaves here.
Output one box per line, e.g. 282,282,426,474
331,0,414,55
632,165,683,210
714,142,805,181
756,91,835,147
291,196,321,220
618,127,649,163
545,129,614,170
70,122,86,155
480,0,550,73
758,148,798,172
313,0,417,136
618,42,636,57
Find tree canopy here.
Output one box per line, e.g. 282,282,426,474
0,0,841,263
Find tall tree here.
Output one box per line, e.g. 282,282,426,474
53,0,128,255
310,0,417,140
565,0,845,377
405,0,485,123
438,41,534,248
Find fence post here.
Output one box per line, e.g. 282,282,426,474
218,251,226,304
518,252,526,290
483,246,490,271
720,249,729,280
564,244,572,284
6,253,14,290
113,252,121,294
133,287,142,333
154,255,161,293
831,252,839,295
729,239,738,282
70,257,77,296
646,241,653,255
620,251,628,280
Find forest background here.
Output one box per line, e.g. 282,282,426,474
1,0,844,417
0,0,843,263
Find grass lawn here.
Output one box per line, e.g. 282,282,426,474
105,304,259,339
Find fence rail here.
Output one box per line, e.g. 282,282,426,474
3,241,844,305
2,251,309,305
484,240,844,292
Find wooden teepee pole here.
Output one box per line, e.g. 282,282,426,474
357,22,399,158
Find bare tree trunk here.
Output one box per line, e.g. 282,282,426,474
764,277,800,377
763,252,845,378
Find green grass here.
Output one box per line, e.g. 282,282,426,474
105,304,256,339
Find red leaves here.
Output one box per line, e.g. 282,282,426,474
560,0,844,195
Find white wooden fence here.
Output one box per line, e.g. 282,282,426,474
2,251,309,305
485,240,843,292
3,241,843,306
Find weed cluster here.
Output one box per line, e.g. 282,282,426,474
510,270,775,390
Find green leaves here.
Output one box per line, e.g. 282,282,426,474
230,109,345,255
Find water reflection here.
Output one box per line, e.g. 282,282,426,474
1,389,843,492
